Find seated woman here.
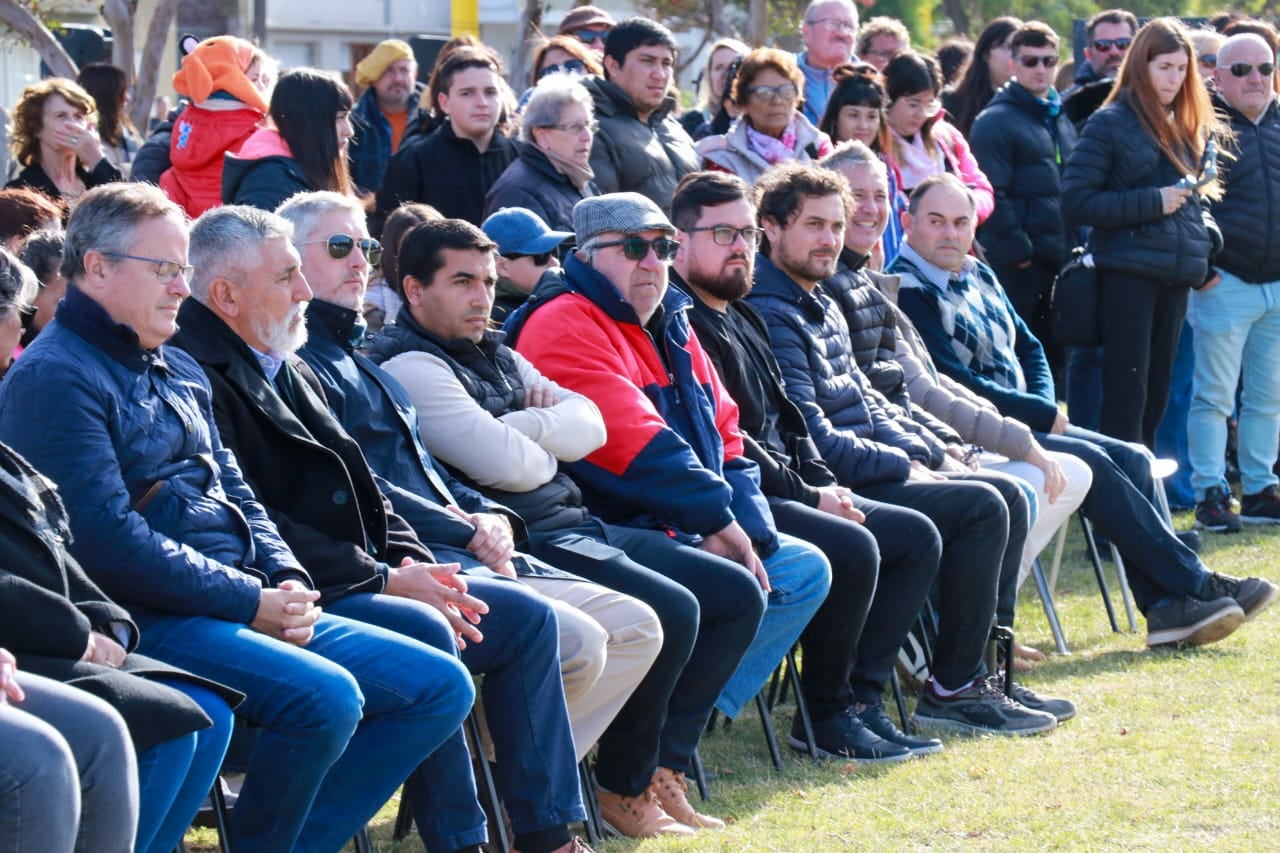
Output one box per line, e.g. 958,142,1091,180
697,47,832,184
680,37,749,139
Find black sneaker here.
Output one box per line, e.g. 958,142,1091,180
1194,486,1242,533
1240,485,1280,524
1200,572,1279,621
789,707,912,764
1145,595,1245,648
911,678,1057,737
1003,680,1077,723
855,701,944,756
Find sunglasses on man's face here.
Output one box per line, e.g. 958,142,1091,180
1229,62,1276,78
298,234,382,266
1017,54,1059,69
574,28,610,45
1091,37,1132,52
595,236,680,262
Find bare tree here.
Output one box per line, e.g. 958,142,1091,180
510,0,544,92
0,0,77,77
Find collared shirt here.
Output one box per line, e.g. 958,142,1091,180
251,348,287,381
798,51,840,124
895,241,979,291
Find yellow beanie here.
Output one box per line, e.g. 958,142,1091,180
355,40,416,88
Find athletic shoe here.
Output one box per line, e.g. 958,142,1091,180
1194,486,1242,533
1004,680,1077,723
1145,595,1245,648
855,700,944,756
912,678,1057,737
1200,572,1278,621
790,706,913,763
1240,485,1280,524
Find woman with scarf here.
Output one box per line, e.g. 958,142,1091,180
696,48,833,184
486,73,600,234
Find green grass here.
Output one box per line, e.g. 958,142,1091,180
186,513,1280,852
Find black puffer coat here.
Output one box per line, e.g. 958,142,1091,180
1061,96,1221,288
484,142,598,233
376,121,516,226
1210,96,1280,283
970,82,1078,270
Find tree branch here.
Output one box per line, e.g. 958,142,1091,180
0,0,78,78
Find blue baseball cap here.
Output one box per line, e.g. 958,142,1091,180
481,208,574,256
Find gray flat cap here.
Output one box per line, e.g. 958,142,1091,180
573,193,675,245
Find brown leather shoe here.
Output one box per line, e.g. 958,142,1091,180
596,785,695,838
651,767,727,830
511,838,595,853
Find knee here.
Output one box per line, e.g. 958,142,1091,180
608,595,664,668
556,606,610,703
283,663,364,750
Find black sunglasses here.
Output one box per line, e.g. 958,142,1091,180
501,250,554,266
1017,54,1059,69
1091,37,1132,52
298,234,382,266
594,236,680,262
1229,62,1276,78
574,28,610,44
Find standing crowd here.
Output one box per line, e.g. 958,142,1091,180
1,2,1278,851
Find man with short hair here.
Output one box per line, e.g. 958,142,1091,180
174,200,609,853
890,173,1278,649
970,21,1077,378
746,164,1059,737
1189,33,1280,531
481,207,571,321
583,19,698,213
797,0,860,123
0,183,475,853
856,16,909,71
376,47,516,226
512,192,833,746
1068,9,1137,93
348,39,424,202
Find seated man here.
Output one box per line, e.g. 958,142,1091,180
671,169,942,760
176,202,621,853
745,164,1064,735
889,173,1278,648
509,193,832,743
0,183,474,853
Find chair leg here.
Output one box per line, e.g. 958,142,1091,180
577,759,604,845
1109,545,1140,633
208,776,232,853
1031,557,1070,654
1079,514,1121,633
352,825,374,853
705,708,720,734
784,649,818,762
465,710,509,853
889,669,911,734
392,789,414,841
690,747,710,802
990,626,1015,696
754,691,784,771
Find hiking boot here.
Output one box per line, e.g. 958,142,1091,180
1194,486,1242,533
790,706,913,763
1003,679,1077,723
1145,595,1245,648
912,678,1057,736
1240,484,1280,524
855,700,944,756
651,767,726,830
595,785,694,839
1200,572,1279,621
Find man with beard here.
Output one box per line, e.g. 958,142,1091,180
673,170,941,760
348,39,425,203
746,163,1062,737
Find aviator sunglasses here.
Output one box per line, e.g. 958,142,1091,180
1229,62,1275,78
594,236,680,262
298,234,383,266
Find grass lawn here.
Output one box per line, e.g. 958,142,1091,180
187,512,1280,852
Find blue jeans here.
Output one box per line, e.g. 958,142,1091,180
1154,321,1196,508
715,532,832,719
1188,271,1280,498
135,611,474,853
134,681,233,853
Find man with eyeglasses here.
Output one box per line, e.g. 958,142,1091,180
856,16,910,72
583,18,698,214
1185,33,1280,532
970,22,1077,380
481,207,571,321
513,191,832,767
797,0,860,123
557,5,615,58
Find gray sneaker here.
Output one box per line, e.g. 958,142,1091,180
1200,572,1278,621
1145,595,1245,648
912,678,1057,737
1003,680,1077,723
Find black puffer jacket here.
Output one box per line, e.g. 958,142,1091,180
1210,96,1280,283
970,82,1078,271
375,121,516,226
584,76,698,213
484,142,598,233
1061,96,1221,288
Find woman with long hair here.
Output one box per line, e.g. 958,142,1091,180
883,50,994,222
680,37,749,138
75,63,142,177
1062,18,1228,447
222,68,355,210
941,17,1023,136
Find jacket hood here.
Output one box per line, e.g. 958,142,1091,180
231,127,293,159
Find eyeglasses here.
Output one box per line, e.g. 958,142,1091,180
574,28,610,45
748,83,800,102
1017,54,1060,69
806,18,856,34
99,252,195,284
1229,62,1276,78
1198,54,1217,69
684,225,764,247
501,250,554,266
297,234,382,266
539,59,587,79
594,236,680,262
549,120,599,135
895,96,941,116
1091,37,1132,53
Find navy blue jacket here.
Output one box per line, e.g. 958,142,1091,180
1210,96,1280,284
484,141,599,233
348,83,427,195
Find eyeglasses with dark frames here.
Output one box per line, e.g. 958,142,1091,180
806,18,856,34
1090,37,1132,52
593,236,680,262
98,252,195,284
683,225,764,247
1229,61,1275,78
1016,54,1059,68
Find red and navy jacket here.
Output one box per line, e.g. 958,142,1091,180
514,252,779,556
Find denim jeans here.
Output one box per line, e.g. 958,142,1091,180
1188,271,1280,498
135,610,474,853
1154,321,1196,507
715,532,832,719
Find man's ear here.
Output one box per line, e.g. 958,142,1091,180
79,249,110,290
603,54,620,80
402,274,424,307
901,209,914,237
206,277,242,320
761,215,782,246
494,254,513,279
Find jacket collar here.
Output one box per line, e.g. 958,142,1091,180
590,77,676,125
306,299,367,352
1214,91,1280,127
56,283,170,374
391,301,507,364
750,252,826,322
561,251,691,330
